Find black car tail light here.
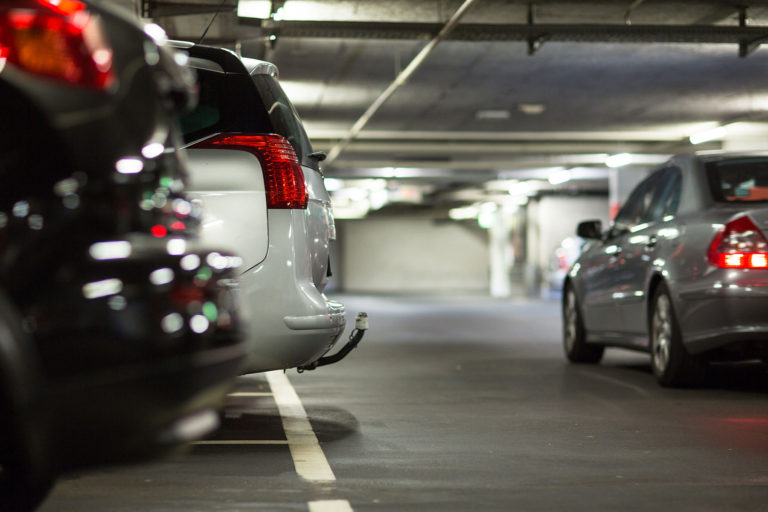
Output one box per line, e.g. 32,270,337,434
190,133,308,209
0,0,114,90
707,215,768,269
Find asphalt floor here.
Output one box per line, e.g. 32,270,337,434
39,294,768,511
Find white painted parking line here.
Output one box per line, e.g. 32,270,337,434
266,370,336,482
227,392,273,397
308,499,354,512
193,440,289,445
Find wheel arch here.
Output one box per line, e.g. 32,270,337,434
0,289,51,488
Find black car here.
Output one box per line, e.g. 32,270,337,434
0,0,246,509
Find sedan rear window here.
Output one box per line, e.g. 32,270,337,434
707,158,768,202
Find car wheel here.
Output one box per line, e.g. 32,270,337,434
562,284,604,363
0,296,54,512
0,460,54,512
650,283,706,387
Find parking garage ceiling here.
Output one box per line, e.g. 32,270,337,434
133,0,768,201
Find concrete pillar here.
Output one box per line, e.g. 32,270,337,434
609,167,620,219
489,208,513,298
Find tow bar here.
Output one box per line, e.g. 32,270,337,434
298,312,368,372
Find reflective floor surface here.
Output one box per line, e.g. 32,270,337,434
39,294,768,511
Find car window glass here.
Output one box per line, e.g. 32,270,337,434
178,69,224,141
612,173,659,235
251,75,317,170
178,69,273,145
660,167,682,218
647,167,682,221
707,158,768,202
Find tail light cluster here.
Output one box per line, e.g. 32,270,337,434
0,0,114,90
191,134,308,209
708,215,768,269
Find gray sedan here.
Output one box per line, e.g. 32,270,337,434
563,153,768,387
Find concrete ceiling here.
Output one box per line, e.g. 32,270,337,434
127,0,768,206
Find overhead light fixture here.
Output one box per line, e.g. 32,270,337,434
323,178,344,192
449,205,479,220
518,103,546,115
476,109,511,120
548,169,572,185
689,125,727,145
605,153,633,168
237,0,271,18
508,180,532,196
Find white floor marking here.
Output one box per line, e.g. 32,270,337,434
193,440,289,445
266,370,336,482
227,392,273,397
308,499,354,512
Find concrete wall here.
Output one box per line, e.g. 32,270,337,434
525,195,610,291
336,213,489,293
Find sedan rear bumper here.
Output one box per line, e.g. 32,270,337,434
677,276,768,356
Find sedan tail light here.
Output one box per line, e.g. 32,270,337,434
0,0,114,90
707,215,768,269
190,134,308,209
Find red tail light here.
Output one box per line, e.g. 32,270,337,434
170,283,205,306
0,0,114,90
707,215,768,269
191,134,307,209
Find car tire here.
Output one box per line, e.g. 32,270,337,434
562,284,604,364
650,283,707,387
0,294,54,512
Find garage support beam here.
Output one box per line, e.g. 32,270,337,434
241,19,768,48
142,1,236,18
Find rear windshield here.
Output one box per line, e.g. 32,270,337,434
707,158,768,203
178,66,318,170
252,75,317,169
178,69,272,144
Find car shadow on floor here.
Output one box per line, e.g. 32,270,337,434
706,362,768,393
608,359,768,393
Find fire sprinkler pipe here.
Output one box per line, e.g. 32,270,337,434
323,0,480,166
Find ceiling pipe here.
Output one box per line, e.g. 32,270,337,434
323,0,480,167
624,0,646,25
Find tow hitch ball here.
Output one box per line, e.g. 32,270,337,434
298,312,368,372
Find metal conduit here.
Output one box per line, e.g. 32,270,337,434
323,0,480,167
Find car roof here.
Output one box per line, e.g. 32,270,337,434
168,41,278,77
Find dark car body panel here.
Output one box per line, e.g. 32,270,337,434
0,0,245,480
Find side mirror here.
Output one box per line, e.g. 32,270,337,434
577,220,602,239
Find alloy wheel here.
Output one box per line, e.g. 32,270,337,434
564,289,578,353
652,294,672,373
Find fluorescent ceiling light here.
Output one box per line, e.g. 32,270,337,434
548,169,572,185
323,178,345,192
476,109,511,120
478,210,496,229
518,103,546,115
605,153,633,168
449,205,479,220
689,125,727,144
237,0,271,18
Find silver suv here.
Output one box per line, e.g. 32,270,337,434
175,43,362,374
